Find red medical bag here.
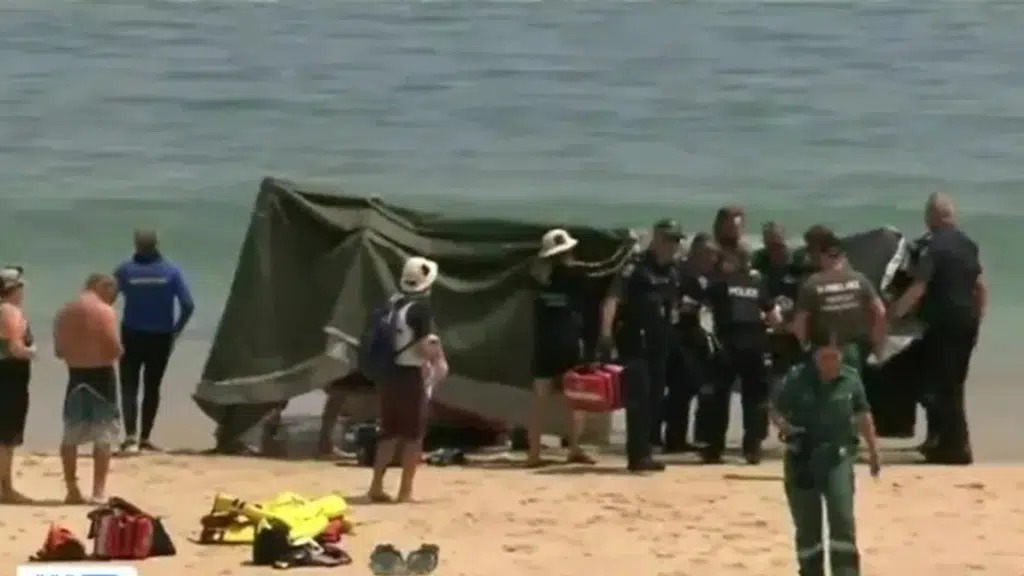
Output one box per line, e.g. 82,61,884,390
562,364,624,413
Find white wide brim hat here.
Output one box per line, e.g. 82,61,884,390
538,228,579,258
401,256,439,293
0,266,25,292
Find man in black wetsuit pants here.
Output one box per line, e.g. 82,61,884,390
703,248,780,464
664,233,716,453
599,219,684,472
890,193,984,465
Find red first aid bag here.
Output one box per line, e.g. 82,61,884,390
562,364,623,412
91,512,154,560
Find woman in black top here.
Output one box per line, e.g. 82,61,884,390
526,229,596,466
0,267,35,503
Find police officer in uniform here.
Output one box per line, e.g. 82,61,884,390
753,221,802,306
664,233,716,452
890,193,983,465
772,339,882,576
702,248,780,464
753,221,806,379
793,230,887,372
599,219,683,472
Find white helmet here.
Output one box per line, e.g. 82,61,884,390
400,256,439,293
538,228,579,258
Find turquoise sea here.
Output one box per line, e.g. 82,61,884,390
2,0,1021,371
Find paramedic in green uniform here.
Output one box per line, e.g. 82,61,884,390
772,341,881,576
791,229,887,370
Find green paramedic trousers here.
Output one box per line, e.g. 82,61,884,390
784,455,860,576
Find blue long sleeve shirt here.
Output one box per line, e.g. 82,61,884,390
114,253,195,335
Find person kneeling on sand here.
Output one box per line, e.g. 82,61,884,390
54,274,122,504
367,256,442,504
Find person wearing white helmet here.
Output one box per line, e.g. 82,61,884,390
367,255,443,503
525,228,596,467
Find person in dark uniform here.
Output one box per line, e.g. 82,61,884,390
890,193,983,465
753,221,806,381
526,228,597,467
702,249,781,464
599,219,684,472
0,267,35,503
793,230,887,373
753,221,802,305
712,205,747,258
664,233,716,452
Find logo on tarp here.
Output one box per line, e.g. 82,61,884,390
17,565,138,576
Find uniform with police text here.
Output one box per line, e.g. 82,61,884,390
703,268,774,461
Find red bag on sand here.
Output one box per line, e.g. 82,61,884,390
562,364,623,413
91,513,154,559
29,524,87,562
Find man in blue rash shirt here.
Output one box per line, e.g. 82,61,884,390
114,229,194,453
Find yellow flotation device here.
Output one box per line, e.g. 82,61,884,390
198,491,349,545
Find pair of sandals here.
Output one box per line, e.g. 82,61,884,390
370,543,439,575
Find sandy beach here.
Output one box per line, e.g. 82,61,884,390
2,452,1023,575
7,337,1024,574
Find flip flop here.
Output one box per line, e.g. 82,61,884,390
369,543,406,576
405,544,439,575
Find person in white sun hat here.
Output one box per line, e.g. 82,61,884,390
367,255,444,503
525,228,596,467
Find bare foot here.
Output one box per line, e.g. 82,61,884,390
567,450,596,465
88,496,107,505
396,491,416,503
0,489,34,504
366,490,393,504
65,487,86,505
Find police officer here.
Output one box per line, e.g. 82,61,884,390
771,339,882,576
712,205,747,260
599,219,683,472
753,221,806,380
664,233,716,452
702,248,780,464
753,221,802,306
792,229,887,372
890,193,983,465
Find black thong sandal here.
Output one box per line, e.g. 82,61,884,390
406,543,440,575
369,543,406,576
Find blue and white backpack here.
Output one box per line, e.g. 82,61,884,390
357,295,414,384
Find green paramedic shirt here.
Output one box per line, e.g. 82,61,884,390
774,363,870,452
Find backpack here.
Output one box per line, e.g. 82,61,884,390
87,497,176,560
90,512,154,560
358,296,415,384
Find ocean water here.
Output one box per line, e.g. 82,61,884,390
1,0,1022,367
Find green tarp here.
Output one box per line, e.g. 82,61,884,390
194,177,635,440
194,176,923,443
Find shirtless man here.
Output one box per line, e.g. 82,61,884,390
54,274,122,504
